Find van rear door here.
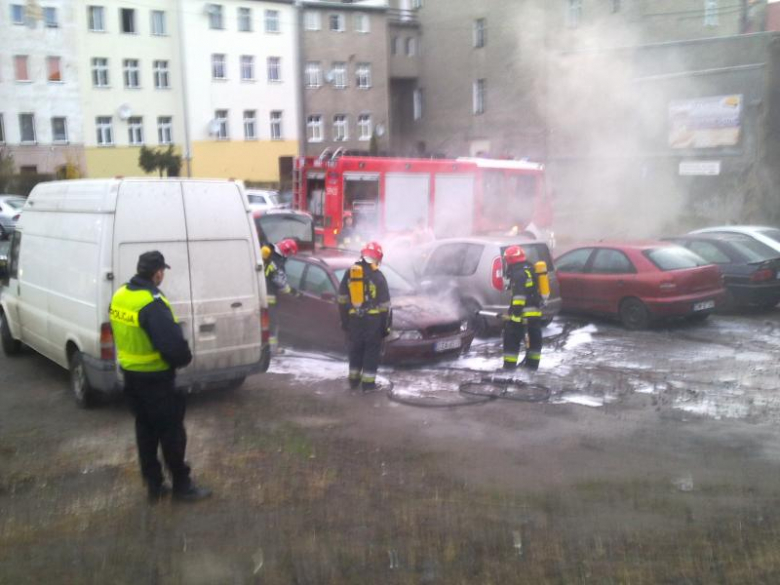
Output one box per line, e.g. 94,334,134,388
113,181,195,372
182,182,262,371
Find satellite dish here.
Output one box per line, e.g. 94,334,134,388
208,119,221,135
117,104,132,121
324,71,335,84
375,123,386,137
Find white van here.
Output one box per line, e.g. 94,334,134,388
0,178,271,406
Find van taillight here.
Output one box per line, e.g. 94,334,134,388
751,269,773,282
261,308,270,344
100,322,115,361
491,256,504,291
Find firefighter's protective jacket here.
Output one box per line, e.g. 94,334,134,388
264,250,292,304
337,259,392,333
506,262,542,323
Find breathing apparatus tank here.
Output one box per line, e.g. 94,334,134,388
348,264,365,307
535,261,550,300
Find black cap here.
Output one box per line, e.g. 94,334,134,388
137,251,171,276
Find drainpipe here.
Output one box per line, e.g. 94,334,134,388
294,0,306,156
177,0,193,177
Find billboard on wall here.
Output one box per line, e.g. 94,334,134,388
668,95,742,149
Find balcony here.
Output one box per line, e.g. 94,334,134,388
388,8,419,26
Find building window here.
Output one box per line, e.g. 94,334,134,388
267,57,281,82
307,115,323,142
333,114,348,142
304,10,321,30
11,4,24,24
473,79,486,115
0,115,5,143
240,55,255,81
391,36,399,55
151,10,166,35
411,0,422,8
243,110,257,140
96,116,113,145
354,13,369,33
704,0,719,26
566,0,582,28
14,56,29,82
123,59,140,88
19,114,36,143
332,62,347,88
265,9,279,32
358,114,372,141
92,57,109,87
88,5,105,31
208,4,224,29
51,117,68,143
405,37,417,56
329,13,344,32
44,7,58,27
120,8,136,33
153,60,169,89
47,56,62,82
413,88,423,120
305,62,321,88
270,111,283,140
215,110,229,139
474,18,486,48
238,7,251,31
157,117,173,144
128,117,144,145
356,63,371,89
212,54,226,79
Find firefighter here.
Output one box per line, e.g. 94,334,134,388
502,245,543,371
338,211,363,249
262,238,299,351
338,242,391,391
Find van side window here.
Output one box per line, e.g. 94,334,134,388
8,232,21,280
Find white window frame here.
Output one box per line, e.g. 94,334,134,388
391,36,399,55
332,62,347,88
127,116,144,145
88,5,105,31
357,114,372,141
14,55,30,82
240,55,255,81
473,79,486,115
96,116,113,146
267,57,281,82
212,54,227,80
92,57,109,87
157,116,173,144
305,62,321,88
44,6,58,28
413,88,423,121
11,4,24,25
153,60,170,89
238,7,252,31
307,115,323,143
329,13,344,32
243,110,257,140
354,12,369,33
473,18,486,48
120,8,136,34
356,63,371,89
333,114,348,142
47,56,62,83
215,109,229,140
405,37,417,56
304,10,321,30
51,117,68,144
264,9,280,33
270,111,283,141
123,59,140,89
208,4,224,29
19,113,36,144
704,0,719,26
151,10,166,35
566,0,582,28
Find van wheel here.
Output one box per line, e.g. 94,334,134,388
619,298,650,330
1,311,22,356
69,351,96,408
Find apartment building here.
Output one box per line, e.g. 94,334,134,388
0,0,85,175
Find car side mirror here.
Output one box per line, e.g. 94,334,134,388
321,292,336,302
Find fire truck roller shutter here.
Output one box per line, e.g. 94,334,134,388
384,173,430,232
433,174,475,238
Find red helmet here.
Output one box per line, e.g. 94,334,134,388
503,245,526,265
343,210,353,219
361,241,384,264
277,239,298,257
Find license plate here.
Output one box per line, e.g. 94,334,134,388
693,300,715,311
434,337,461,352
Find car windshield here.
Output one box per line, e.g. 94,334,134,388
335,263,414,295
3,199,25,210
719,235,778,263
756,227,780,245
256,214,313,245
644,246,710,270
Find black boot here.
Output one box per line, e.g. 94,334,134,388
173,483,213,502
147,482,171,503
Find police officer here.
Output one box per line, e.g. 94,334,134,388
262,238,299,351
338,242,391,391
110,251,211,502
502,245,543,371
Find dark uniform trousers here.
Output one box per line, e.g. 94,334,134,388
503,316,542,370
348,313,383,387
124,371,191,490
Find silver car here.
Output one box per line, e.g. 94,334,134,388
0,195,25,240
415,236,562,335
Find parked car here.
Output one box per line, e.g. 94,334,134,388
555,242,726,329
253,209,315,252
246,189,283,213
275,249,474,363
0,179,271,407
666,233,780,309
412,237,562,335
0,195,25,240
689,225,780,255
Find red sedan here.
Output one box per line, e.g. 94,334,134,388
555,243,726,329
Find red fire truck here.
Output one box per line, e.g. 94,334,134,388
293,153,553,248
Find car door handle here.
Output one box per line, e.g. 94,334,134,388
231,301,242,308
200,322,216,332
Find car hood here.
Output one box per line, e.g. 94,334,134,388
391,294,462,330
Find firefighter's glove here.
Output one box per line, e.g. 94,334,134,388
500,313,510,322
293,288,304,298
383,328,391,338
